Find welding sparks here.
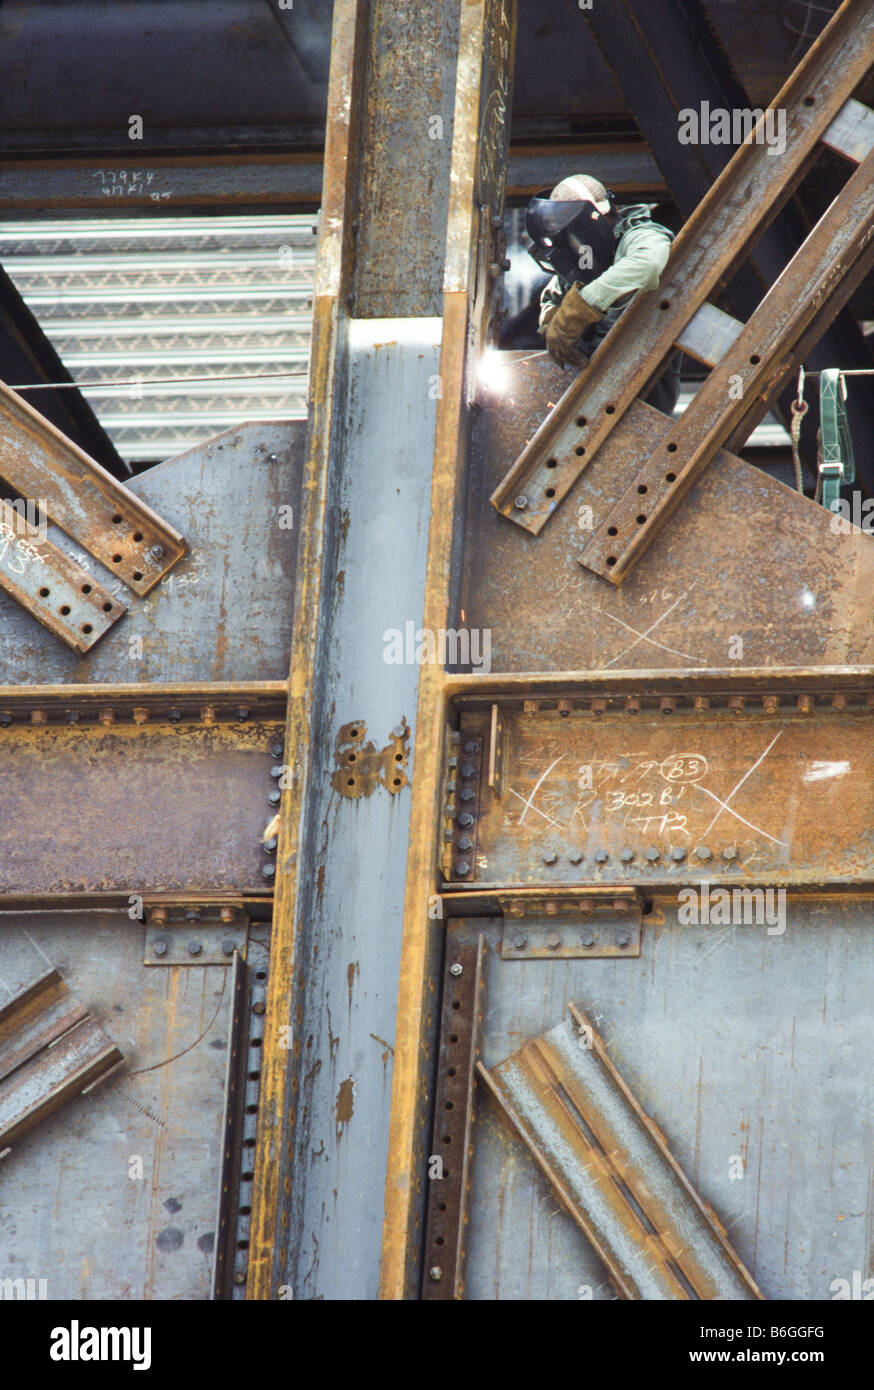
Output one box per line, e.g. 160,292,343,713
477,348,512,394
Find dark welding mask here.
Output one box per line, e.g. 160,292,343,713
525,190,617,284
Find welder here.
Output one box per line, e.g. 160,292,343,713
525,173,681,414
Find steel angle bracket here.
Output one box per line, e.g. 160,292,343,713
819,368,855,512
0,969,124,1153
0,381,186,596
144,901,249,966
0,525,126,653
478,1004,764,1300
500,887,641,959
489,0,874,535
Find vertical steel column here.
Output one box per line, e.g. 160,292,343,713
249,0,462,1300
380,0,517,1299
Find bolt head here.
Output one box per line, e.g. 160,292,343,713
429,1266,443,1282
620,849,634,863
457,812,474,827
153,938,168,957
723,847,738,861
268,789,282,806
236,706,250,721
187,940,202,957
168,708,183,723
581,931,595,949
262,863,276,880
270,764,284,779
695,846,712,861
594,850,609,864
149,544,164,561
568,850,583,865
455,860,470,876
543,850,557,865
546,932,562,950
463,741,478,754
460,787,475,802
513,934,527,950
264,836,278,854
461,762,476,778
457,835,473,852
616,932,630,949
449,963,463,977
270,743,284,758
514,495,529,511
645,847,660,862
671,847,686,862
185,909,200,922
222,939,236,956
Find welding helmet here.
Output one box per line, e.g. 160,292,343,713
525,178,617,284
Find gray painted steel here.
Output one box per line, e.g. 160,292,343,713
287,320,441,1299
461,900,874,1300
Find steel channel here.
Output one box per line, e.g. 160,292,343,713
583,149,874,583
421,935,487,1300
0,381,187,595
0,1015,123,1151
480,1011,762,1300
0,527,125,653
0,970,87,1083
489,0,874,534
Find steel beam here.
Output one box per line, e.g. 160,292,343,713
581,149,874,584
491,0,874,534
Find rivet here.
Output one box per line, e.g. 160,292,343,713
149,544,164,561
132,707,148,724
514,495,529,511
236,706,250,721
187,940,202,957
546,932,562,950
429,1266,443,1282
557,699,573,718
728,695,745,714
624,696,640,713
270,742,284,758
270,764,284,779
613,898,633,912
201,705,216,725
220,907,235,923
590,697,607,715
252,1001,266,1015
67,710,80,725
31,709,47,725
693,695,710,711
659,696,676,715
0,711,12,727
797,693,814,714
449,963,463,977
151,907,168,926
99,708,114,726
185,909,200,923
264,837,278,853
153,938,168,958
233,1272,247,1286
523,700,539,715
830,692,847,710
267,453,278,463
762,695,778,714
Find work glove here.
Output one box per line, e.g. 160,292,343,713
543,283,603,367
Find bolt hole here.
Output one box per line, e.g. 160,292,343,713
255,970,267,980
245,1104,258,1115
449,1034,458,1044
394,752,403,761
133,531,143,542
346,778,355,787
248,1071,260,1081
605,404,615,415
350,727,359,737
749,354,761,365
112,554,122,564
133,570,143,581
243,1139,256,1149
659,299,670,309
82,623,93,634
59,605,71,616
38,586,50,598
667,442,678,453
102,602,113,612
803,95,814,106
438,1202,447,1212
576,415,587,428
665,471,676,482
636,514,646,524
452,1000,461,1010
348,752,356,762
607,526,618,537
606,556,617,566
447,1068,456,1077
392,777,401,786
250,1038,262,1048
546,458,557,468
239,1205,252,1216
574,445,585,456
81,583,92,594
445,1101,454,1110
637,484,648,494
241,1171,254,1182
436,1237,445,1246
112,513,122,524
442,1135,451,1144
545,486,555,498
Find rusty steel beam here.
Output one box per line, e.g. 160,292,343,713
478,1006,763,1300
0,381,186,596
582,149,874,584
0,523,126,654
421,934,487,1300
439,680,874,890
0,679,286,721
0,969,123,1154
379,0,517,1301
490,0,874,535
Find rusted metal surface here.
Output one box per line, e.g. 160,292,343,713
491,0,874,534
421,934,487,1300
479,1005,763,1299
0,381,186,595
582,150,874,584
0,423,304,686
0,716,284,897
0,520,126,654
465,357,874,673
330,719,410,799
0,967,123,1152
380,0,518,1301
441,681,874,889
